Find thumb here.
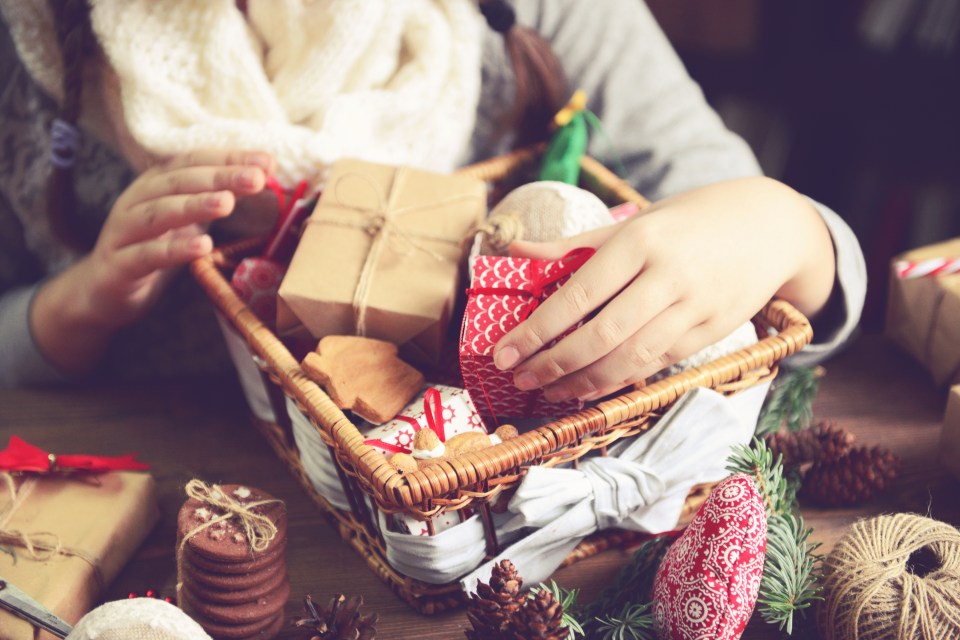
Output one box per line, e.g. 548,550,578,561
507,220,625,259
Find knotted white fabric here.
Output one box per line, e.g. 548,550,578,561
461,383,770,593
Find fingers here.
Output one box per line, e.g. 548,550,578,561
132,164,268,204
114,191,236,246
507,220,626,259
492,230,644,372
540,304,705,403
508,267,682,392
162,149,275,174
109,230,214,281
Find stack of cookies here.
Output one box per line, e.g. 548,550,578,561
177,484,289,640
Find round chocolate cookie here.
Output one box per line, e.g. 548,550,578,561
182,538,287,575
180,599,283,640
180,548,287,593
233,610,285,640
177,484,287,564
181,578,290,625
182,558,288,605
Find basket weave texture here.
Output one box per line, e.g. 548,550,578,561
190,147,813,613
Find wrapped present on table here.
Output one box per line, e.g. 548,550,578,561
0,438,158,640
886,237,960,386
940,385,960,481
277,159,487,365
459,248,594,424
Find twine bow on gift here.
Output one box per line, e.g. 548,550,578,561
460,385,768,594
365,388,447,454
466,247,595,323
308,168,484,338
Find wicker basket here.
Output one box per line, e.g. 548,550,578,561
190,147,813,613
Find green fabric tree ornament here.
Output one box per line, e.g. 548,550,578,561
538,90,589,184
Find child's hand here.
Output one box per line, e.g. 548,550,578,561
491,176,836,402
83,149,275,327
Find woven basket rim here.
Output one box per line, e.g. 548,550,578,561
190,151,812,511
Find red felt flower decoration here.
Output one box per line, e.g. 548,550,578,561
652,473,767,640
0,436,149,473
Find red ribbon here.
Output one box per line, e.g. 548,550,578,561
466,247,595,322
0,436,150,473
263,177,311,263
364,388,447,454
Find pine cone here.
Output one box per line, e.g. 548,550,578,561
509,588,566,640
294,594,378,640
466,560,525,639
766,421,855,467
800,445,901,507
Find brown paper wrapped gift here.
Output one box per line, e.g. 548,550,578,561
0,472,159,640
277,158,486,364
885,237,960,386
941,386,960,481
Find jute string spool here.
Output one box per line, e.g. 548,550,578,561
819,513,960,640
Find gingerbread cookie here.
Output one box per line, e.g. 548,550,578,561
301,335,425,423
389,424,519,472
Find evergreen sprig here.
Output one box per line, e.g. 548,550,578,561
578,536,672,638
593,603,657,640
756,366,824,436
727,438,823,633
531,580,584,639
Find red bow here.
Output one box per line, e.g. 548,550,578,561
467,247,595,321
365,388,446,454
263,176,311,263
0,436,150,473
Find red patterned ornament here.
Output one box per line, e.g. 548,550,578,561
652,473,767,640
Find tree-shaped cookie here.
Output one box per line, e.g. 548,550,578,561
301,336,425,424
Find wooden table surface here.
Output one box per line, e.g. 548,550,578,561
2,332,958,639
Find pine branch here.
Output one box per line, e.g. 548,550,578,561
531,581,584,639
758,514,823,634
593,603,657,640
756,366,824,436
726,439,792,515
579,536,672,635
726,438,823,633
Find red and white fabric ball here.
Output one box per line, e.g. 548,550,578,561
230,257,286,326
652,473,768,640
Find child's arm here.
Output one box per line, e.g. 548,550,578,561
493,176,836,402
28,150,274,378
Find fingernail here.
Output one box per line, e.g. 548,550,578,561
205,193,224,209
188,235,212,254
544,386,573,402
514,371,540,391
495,346,520,370
235,169,260,189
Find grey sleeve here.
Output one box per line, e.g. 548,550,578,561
516,0,867,361
0,284,75,387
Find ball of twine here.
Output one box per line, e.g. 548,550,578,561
820,513,960,640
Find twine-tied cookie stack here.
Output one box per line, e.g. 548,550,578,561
175,480,289,640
